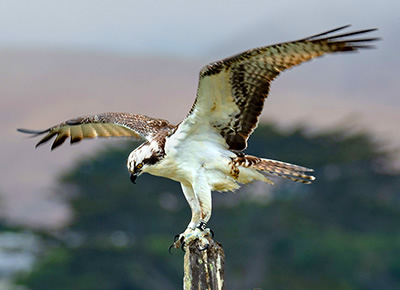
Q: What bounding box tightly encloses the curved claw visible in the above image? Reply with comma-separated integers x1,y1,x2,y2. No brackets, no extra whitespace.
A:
181,241,186,252
169,234,184,254
170,227,212,253
169,234,187,253
168,244,174,255
210,229,215,238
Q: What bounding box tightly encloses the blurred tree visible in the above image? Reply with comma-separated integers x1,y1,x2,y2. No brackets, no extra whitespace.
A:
15,123,400,290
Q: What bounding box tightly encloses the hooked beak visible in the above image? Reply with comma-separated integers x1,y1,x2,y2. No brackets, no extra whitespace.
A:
130,173,138,184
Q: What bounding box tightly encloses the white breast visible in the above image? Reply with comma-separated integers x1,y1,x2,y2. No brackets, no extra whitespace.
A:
146,125,238,191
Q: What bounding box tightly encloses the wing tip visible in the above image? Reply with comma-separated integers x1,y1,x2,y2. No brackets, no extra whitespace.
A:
306,25,380,49
17,128,48,135
305,24,352,39
18,128,53,149
305,25,378,39
303,25,380,55
17,128,61,149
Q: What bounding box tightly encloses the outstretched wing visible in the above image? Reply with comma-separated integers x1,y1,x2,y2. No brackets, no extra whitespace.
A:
182,25,379,151
18,112,175,150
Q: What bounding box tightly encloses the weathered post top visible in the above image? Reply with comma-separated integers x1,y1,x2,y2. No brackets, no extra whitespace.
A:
183,238,225,290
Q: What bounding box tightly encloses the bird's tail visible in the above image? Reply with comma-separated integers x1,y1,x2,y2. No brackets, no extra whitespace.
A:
234,155,315,184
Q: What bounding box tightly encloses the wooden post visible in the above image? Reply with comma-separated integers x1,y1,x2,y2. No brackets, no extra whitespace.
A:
183,237,225,290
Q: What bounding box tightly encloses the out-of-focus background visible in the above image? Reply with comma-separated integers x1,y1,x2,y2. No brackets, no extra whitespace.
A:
1,1,399,289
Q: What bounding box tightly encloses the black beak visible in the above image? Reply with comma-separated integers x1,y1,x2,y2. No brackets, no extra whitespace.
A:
130,173,137,184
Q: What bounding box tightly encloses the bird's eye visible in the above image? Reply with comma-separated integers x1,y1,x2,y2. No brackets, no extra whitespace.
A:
136,163,143,169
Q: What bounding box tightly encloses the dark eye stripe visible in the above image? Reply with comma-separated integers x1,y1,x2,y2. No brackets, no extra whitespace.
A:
142,154,159,165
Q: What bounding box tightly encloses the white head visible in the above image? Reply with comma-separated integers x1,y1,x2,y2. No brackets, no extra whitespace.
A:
127,141,164,184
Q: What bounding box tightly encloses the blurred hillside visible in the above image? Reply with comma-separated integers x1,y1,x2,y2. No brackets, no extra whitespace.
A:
9,123,400,290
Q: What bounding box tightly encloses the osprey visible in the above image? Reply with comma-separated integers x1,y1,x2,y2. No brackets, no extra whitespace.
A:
18,25,378,250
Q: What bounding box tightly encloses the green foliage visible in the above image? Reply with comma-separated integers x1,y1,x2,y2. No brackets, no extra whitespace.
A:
16,124,400,290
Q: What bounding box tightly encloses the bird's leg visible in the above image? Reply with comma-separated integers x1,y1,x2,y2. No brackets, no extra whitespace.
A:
194,172,213,246
171,177,212,251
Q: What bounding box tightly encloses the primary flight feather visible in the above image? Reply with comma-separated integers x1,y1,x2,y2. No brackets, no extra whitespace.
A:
18,25,378,250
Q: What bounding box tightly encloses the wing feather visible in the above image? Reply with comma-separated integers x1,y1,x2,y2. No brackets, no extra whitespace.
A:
18,112,175,150
183,25,379,150
70,126,83,143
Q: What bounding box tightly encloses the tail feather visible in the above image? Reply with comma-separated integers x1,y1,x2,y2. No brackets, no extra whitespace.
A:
234,155,315,184
257,165,315,184
258,158,314,172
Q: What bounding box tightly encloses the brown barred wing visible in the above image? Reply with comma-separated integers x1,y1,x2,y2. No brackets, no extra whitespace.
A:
189,25,379,151
17,112,175,150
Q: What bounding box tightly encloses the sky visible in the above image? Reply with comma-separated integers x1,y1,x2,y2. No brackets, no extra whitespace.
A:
1,0,398,58
0,0,399,228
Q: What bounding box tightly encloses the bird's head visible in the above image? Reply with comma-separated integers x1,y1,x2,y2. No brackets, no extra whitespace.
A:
127,141,164,184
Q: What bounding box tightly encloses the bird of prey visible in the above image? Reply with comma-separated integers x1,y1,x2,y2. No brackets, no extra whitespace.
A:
18,25,378,251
